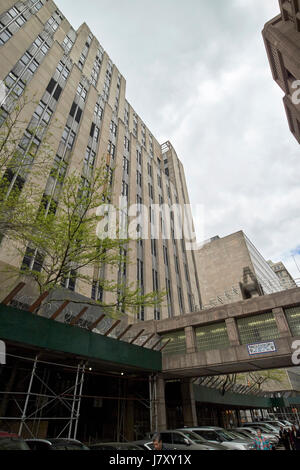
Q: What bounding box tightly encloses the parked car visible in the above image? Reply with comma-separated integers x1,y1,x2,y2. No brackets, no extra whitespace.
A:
259,420,290,431
130,440,156,450
233,427,279,447
227,430,255,442
255,422,281,435
146,430,225,450
242,422,280,437
0,432,30,450
278,419,294,427
230,428,256,441
25,438,89,450
89,442,144,450
185,427,255,450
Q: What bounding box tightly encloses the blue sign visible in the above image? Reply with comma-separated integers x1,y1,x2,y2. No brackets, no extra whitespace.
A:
247,341,277,356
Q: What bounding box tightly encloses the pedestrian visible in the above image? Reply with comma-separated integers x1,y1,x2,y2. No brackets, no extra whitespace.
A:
152,432,170,451
279,426,290,450
288,427,295,450
294,425,300,451
253,428,273,451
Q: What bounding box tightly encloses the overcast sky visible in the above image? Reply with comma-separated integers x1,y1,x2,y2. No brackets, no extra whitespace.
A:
56,0,300,281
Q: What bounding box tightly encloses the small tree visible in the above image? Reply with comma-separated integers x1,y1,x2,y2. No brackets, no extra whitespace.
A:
0,92,56,234
4,164,165,319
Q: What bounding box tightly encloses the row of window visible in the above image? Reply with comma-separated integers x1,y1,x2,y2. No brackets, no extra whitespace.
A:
0,0,46,46
4,34,51,104
78,32,93,70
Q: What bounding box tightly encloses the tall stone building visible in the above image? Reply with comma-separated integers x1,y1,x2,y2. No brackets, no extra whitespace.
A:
268,260,297,291
262,0,300,143
197,231,283,309
0,0,202,321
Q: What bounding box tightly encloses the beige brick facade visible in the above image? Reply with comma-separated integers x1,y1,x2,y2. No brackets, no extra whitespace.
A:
0,0,202,321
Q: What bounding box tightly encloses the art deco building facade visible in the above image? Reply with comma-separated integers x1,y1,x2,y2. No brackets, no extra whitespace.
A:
268,260,297,290
0,0,202,321
262,0,300,143
197,231,283,309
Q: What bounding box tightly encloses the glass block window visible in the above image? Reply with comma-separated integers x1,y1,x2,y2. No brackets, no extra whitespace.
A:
161,331,186,356
237,312,280,345
285,306,300,337
195,322,230,351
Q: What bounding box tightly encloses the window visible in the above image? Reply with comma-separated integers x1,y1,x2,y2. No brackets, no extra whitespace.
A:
47,78,56,94
61,269,77,291
53,84,62,101
151,239,157,257
76,83,87,101
40,43,50,56
195,322,230,351
85,147,96,168
136,150,142,165
124,136,130,152
137,259,144,286
62,126,76,150
22,247,44,273
75,107,82,123
121,181,128,197
94,103,103,119
94,126,100,142
237,312,280,344
123,157,129,174
163,246,169,266
178,287,183,313
160,331,186,356
110,121,117,136
148,183,153,200
152,269,159,291
108,141,116,158
136,170,142,187
92,281,104,302
0,29,12,45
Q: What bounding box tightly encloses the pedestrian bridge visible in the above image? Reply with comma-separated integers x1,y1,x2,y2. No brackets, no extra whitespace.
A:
129,288,300,378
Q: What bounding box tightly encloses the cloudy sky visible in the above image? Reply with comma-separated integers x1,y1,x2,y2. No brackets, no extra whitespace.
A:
56,0,300,281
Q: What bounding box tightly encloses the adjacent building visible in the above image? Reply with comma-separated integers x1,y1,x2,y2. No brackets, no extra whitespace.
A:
0,0,202,321
268,260,297,291
197,231,283,309
262,0,300,143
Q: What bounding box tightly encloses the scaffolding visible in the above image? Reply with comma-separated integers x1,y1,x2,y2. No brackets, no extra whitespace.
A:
0,352,86,439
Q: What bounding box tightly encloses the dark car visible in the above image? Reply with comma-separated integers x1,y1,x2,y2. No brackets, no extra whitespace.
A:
25,438,89,450
0,432,30,450
89,442,144,450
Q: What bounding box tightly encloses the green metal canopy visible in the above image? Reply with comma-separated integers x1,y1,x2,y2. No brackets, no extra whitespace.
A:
0,304,162,372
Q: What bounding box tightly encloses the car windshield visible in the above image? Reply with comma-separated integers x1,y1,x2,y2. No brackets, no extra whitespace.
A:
239,430,255,438
215,430,233,442
229,431,247,439
260,423,279,432
253,425,275,433
180,431,206,443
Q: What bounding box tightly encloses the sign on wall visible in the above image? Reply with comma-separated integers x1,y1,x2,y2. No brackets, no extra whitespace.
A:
247,341,276,356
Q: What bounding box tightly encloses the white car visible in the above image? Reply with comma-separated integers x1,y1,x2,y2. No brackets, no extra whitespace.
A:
182,427,255,450
233,427,279,447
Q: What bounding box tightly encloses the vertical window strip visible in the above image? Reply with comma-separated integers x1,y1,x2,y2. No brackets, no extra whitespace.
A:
0,0,47,46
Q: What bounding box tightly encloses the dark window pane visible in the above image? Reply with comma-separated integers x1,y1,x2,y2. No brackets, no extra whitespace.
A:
53,84,62,101
47,78,56,94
